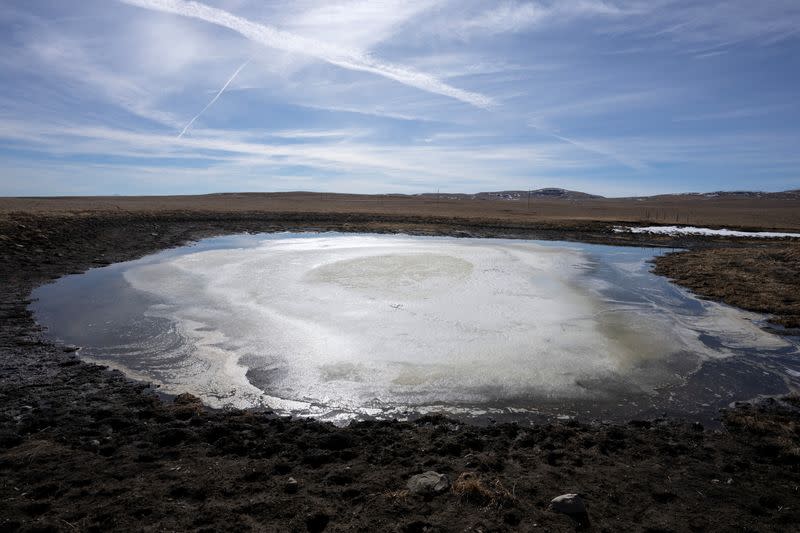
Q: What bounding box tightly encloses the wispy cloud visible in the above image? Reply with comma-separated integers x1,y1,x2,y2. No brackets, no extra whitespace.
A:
673,104,793,122
296,103,445,123
1,1,799,197
0,118,604,184
529,90,668,126
118,0,494,109
265,128,368,140
601,0,800,52
544,131,648,171
694,50,728,59
8,29,182,128
5,115,799,192
450,0,634,37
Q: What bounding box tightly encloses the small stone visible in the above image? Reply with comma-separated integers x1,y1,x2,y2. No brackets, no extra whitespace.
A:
407,471,450,495
285,477,299,494
549,493,586,515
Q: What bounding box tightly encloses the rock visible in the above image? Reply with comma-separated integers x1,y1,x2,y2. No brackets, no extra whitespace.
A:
549,493,586,515
407,471,450,495
284,477,299,494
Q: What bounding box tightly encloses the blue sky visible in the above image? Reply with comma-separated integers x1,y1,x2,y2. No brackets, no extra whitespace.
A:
0,0,798,197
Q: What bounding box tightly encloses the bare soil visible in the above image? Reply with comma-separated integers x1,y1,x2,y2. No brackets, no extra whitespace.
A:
1,195,799,532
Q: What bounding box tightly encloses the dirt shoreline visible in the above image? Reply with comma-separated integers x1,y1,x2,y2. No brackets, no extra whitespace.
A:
1,210,799,532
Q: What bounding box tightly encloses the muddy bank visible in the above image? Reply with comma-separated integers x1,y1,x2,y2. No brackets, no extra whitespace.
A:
653,245,800,330
1,211,799,532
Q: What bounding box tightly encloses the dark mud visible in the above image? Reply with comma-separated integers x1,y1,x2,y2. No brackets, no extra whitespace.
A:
1,212,799,532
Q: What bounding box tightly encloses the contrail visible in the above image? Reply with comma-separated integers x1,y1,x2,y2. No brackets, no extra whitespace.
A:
178,59,250,139
547,131,647,171
527,120,646,171
119,0,494,109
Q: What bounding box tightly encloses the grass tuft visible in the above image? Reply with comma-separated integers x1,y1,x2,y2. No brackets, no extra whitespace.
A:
452,472,515,510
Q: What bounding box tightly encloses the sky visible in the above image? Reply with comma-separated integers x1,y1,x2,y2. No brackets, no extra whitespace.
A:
0,0,798,197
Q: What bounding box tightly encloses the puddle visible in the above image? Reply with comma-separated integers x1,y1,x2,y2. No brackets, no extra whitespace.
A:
31,233,800,424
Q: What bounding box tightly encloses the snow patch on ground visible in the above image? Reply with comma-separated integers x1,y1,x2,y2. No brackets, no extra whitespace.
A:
614,226,800,238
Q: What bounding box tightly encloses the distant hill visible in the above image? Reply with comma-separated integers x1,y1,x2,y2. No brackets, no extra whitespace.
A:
476,188,603,200
644,190,800,200
417,188,603,201
204,188,798,201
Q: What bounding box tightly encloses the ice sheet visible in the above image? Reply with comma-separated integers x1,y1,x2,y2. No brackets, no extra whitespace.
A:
116,234,794,416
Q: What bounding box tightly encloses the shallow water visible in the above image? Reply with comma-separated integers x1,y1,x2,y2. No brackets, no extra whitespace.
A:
31,233,800,425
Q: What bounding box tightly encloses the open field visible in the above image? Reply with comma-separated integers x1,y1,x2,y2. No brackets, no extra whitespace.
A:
3,192,800,328
3,191,800,230
1,195,799,531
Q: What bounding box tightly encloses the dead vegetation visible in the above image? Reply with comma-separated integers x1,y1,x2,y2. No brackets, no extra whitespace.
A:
3,191,800,230
451,472,515,510
382,489,410,503
785,393,800,408
724,397,800,462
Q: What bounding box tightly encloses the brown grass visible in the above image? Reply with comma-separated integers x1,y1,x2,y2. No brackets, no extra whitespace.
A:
725,411,785,435
784,393,800,407
382,489,409,503
451,472,515,510
653,244,800,329
775,436,800,458
2,191,800,230
725,403,800,460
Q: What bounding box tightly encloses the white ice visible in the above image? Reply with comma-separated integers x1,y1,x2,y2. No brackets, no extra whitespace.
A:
615,225,800,238
121,234,793,416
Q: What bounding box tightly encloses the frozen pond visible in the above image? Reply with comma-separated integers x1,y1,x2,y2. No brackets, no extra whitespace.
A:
31,233,800,424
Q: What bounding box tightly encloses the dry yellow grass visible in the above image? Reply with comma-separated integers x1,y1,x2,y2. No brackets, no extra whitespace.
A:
381,489,410,503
